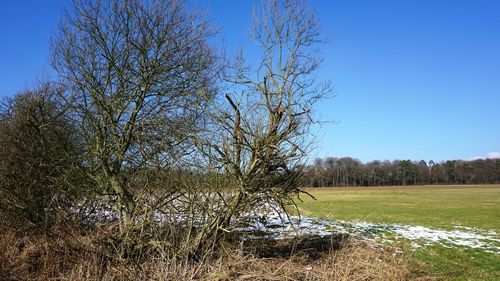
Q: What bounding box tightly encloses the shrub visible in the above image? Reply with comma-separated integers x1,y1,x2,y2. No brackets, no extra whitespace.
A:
0,83,84,228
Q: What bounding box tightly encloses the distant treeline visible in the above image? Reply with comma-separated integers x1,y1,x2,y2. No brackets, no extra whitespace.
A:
304,157,500,187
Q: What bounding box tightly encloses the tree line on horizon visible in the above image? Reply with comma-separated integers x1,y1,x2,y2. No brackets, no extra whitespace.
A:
304,157,500,187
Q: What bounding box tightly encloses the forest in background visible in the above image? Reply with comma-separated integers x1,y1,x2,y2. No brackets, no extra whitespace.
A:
304,157,500,187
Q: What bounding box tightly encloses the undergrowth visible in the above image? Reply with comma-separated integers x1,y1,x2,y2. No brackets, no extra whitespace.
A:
0,221,414,281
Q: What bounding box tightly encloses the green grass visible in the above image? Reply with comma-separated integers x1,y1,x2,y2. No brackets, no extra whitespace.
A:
295,185,500,280
411,245,500,281
297,185,500,230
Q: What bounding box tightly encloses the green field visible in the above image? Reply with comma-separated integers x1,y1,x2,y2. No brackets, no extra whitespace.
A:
296,185,500,280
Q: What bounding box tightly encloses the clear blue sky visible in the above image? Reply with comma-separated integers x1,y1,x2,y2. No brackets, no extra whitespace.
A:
1,0,499,163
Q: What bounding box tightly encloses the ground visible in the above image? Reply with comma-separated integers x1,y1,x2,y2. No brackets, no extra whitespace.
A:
296,184,500,281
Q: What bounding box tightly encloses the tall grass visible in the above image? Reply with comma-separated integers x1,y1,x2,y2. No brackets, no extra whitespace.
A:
0,222,412,281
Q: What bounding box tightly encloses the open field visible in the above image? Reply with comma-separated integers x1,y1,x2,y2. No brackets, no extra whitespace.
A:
298,184,500,230
296,184,500,280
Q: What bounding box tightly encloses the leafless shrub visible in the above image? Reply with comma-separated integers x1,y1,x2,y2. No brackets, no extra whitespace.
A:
191,0,332,246
0,83,85,228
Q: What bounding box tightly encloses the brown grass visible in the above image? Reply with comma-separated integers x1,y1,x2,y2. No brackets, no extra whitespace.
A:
0,223,419,281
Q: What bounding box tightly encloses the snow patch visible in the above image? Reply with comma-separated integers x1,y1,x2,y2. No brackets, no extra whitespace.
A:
232,204,500,254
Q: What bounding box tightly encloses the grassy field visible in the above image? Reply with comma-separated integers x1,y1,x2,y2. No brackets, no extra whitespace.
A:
296,185,500,281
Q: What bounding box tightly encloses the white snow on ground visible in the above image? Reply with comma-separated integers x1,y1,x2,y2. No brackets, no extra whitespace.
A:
388,225,500,250
76,200,500,254
232,204,500,254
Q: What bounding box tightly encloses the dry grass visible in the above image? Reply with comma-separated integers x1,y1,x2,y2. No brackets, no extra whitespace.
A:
56,244,413,281
0,223,416,281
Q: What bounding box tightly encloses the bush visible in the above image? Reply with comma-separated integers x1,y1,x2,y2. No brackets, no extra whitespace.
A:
0,83,84,228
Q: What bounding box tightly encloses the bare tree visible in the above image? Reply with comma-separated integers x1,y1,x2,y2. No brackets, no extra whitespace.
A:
51,0,217,225
194,0,331,239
